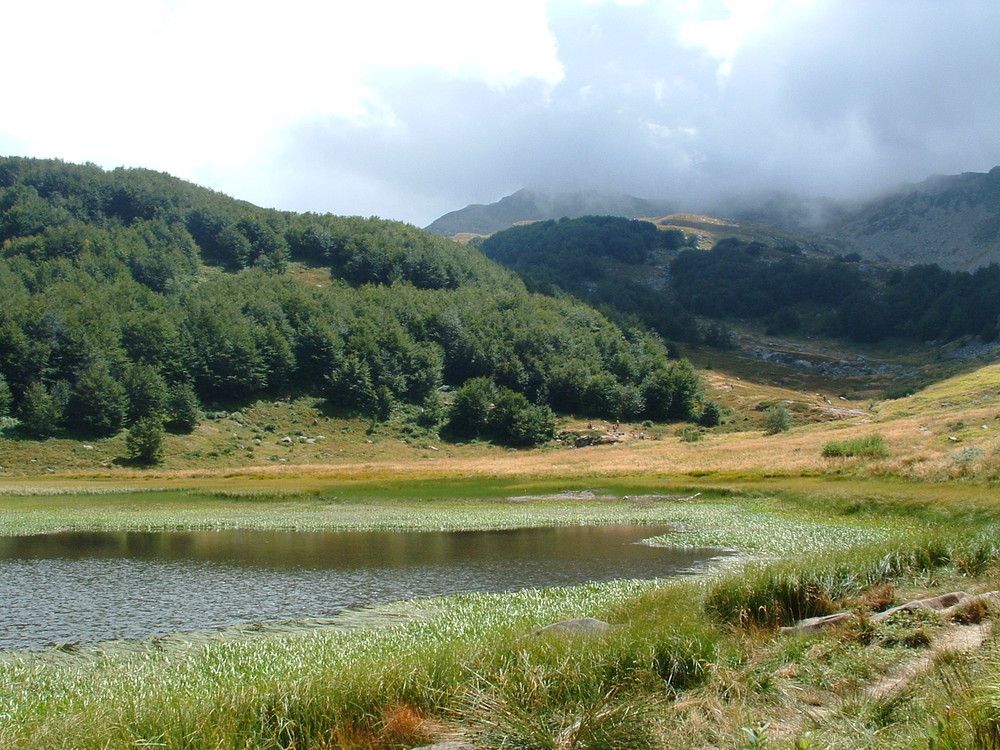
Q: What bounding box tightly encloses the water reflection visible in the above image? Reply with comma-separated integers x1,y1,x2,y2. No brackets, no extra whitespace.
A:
0,526,729,650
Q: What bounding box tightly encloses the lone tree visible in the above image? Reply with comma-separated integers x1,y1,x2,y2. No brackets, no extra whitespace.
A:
126,417,165,464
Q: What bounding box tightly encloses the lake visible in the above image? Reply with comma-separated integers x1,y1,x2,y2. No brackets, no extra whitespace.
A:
0,525,730,650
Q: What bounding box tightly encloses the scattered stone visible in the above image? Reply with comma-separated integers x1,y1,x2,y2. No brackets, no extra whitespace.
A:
871,592,970,623
82,444,94,450
279,436,293,444
533,617,613,637
780,612,856,634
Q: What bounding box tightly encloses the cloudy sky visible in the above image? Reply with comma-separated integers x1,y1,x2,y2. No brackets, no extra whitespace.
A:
4,0,1000,226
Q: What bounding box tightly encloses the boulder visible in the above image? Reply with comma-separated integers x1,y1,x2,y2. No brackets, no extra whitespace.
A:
871,592,970,623
780,612,856,634
941,590,1000,620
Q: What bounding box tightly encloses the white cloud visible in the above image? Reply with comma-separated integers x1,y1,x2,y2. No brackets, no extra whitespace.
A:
3,0,1000,225
1,0,561,192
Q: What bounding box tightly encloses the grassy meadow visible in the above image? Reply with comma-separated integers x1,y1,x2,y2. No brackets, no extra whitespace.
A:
2,361,1000,748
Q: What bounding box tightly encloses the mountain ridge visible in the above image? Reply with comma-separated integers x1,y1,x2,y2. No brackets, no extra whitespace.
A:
429,167,1000,270
424,188,673,236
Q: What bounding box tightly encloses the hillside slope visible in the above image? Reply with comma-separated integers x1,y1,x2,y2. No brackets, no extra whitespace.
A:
827,167,1000,270
0,157,709,453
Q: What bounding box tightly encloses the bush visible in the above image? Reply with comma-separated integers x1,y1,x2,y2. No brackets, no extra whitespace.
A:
762,405,791,435
677,426,704,443
822,433,889,458
487,389,556,447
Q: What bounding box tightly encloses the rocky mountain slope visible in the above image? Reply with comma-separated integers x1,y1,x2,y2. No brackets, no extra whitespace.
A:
429,167,1000,270
824,167,1000,270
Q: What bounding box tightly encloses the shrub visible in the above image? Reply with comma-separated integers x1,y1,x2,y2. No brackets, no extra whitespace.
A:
822,433,889,458
677,426,704,443
762,405,791,435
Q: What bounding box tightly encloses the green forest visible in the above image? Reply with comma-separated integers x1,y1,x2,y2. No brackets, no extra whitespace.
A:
482,217,1000,345
0,158,711,450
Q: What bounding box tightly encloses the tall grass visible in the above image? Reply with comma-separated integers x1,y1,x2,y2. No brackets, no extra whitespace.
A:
703,528,999,627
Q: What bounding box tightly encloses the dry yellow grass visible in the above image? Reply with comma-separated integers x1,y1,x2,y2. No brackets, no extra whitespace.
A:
2,360,999,493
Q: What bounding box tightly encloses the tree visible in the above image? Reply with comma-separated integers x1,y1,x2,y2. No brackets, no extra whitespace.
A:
165,381,200,433
326,354,377,413
67,361,127,436
126,417,165,464
641,361,702,422
698,399,724,427
17,381,62,437
0,373,11,417
445,377,497,439
122,363,169,423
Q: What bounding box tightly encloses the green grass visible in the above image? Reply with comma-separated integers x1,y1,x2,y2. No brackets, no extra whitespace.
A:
822,433,891,459
1,484,1000,749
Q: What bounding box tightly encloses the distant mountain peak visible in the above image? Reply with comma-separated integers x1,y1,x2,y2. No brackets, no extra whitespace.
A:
424,189,674,237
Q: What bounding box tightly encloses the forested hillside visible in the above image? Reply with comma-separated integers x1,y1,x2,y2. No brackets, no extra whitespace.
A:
0,158,709,450
481,216,1000,346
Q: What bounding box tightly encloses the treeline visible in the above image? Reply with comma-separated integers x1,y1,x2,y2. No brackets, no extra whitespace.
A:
0,157,713,448
480,216,702,342
481,217,1000,346
670,239,1000,343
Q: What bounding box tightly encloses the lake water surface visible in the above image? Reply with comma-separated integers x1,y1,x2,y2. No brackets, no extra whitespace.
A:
0,525,730,650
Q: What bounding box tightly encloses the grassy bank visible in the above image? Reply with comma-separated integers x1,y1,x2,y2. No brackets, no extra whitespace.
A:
2,485,1000,748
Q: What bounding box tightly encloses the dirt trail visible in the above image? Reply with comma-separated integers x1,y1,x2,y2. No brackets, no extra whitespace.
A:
865,621,991,700
774,620,992,742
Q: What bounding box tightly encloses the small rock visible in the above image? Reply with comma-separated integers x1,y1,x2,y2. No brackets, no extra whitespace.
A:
82,444,94,450
279,436,293,444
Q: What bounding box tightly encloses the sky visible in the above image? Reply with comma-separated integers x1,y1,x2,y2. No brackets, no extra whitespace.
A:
4,0,1000,227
